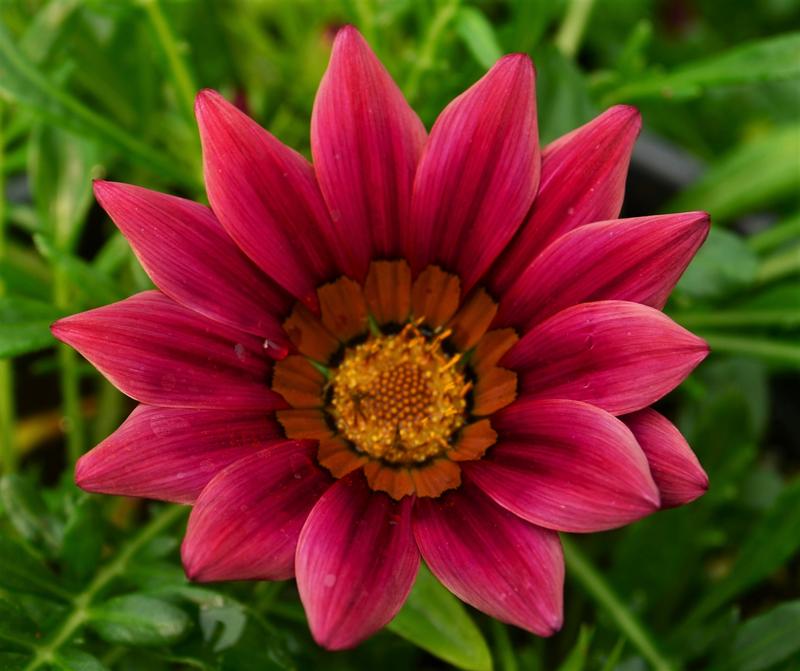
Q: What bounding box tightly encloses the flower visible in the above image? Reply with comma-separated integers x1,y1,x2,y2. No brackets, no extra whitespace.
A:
52,26,710,650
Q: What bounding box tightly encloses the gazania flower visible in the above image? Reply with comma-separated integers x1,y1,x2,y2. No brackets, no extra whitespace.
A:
53,26,710,649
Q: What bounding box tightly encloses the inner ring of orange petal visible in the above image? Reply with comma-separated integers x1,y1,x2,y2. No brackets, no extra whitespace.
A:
274,260,518,500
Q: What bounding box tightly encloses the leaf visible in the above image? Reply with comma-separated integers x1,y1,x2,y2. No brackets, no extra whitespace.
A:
668,125,800,223
388,565,492,671
0,535,68,600
60,496,104,583
605,33,800,101
54,648,110,671
0,296,62,357
0,652,30,671
0,596,38,647
686,479,800,625
456,7,503,69
87,594,191,646
712,601,800,671
676,228,759,300
0,474,63,553
556,625,593,671
533,45,596,144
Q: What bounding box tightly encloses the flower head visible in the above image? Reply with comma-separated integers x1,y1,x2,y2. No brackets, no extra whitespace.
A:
53,26,710,649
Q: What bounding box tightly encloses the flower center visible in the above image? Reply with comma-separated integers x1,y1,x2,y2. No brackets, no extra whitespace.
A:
330,323,470,464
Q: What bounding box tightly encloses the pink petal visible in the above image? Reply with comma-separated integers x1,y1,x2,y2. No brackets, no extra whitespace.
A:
51,291,284,411
295,473,419,649
489,106,641,295
407,54,539,292
196,89,338,309
503,300,709,415
312,26,426,271
75,406,283,504
624,409,708,508
468,398,660,532
495,212,710,331
94,181,290,351
413,479,564,635
182,440,332,581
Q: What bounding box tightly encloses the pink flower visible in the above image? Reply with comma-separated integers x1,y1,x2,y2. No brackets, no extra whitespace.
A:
52,26,710,650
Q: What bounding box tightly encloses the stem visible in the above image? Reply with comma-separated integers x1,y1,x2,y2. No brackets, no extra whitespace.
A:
491,619,518,671
699,333,800,366
23,505,187,671
554,0,596,58
404,0,460,103
0,103,16,474
140,0,197,124
561,536,676,671
673,309,800,329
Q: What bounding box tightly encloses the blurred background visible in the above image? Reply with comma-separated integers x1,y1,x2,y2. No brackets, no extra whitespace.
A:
0,0,799,669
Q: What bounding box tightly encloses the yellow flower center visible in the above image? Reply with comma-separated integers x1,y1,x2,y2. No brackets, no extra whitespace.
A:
330,323,471,464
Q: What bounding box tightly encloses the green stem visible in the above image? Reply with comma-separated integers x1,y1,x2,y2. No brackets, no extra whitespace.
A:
491,619,518,671
0,103,16,474
140,0,198,124
554,0,596,58
404,0,460,103
23,505,187,671
672,309,800,329
561,537,676,671
699,333,800,366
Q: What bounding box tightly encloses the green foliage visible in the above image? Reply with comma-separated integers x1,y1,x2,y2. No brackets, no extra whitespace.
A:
0,0,798,670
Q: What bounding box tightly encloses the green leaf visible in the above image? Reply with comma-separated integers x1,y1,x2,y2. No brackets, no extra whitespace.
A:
712,601,800,671
686,479,800,625
54,648,109,671
0,296,61,357
88,594,191,646
605,32,800,101
0,535,69,600
456,7,503,69
0,21,196,187
0,596,38,647
668,125,800,223
59,496,104,583
556,625,593,671
676,228,759,300
0,474,63,553
0,652,30,671
388,565,492,671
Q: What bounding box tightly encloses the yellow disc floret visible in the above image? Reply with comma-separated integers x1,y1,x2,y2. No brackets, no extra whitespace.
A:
331,323,470,464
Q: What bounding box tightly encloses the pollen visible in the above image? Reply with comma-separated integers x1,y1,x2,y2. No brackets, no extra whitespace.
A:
330,323,470,464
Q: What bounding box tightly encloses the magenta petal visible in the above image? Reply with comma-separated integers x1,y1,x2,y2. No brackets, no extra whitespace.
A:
489,106,641,295
295,473,419,649
76,405,283,504
496,212,710,331
94,181,290,349
196,89,337,308
504,301,709,415
408,54,539,292
414,479,564,635
182,440,331,581
51,291,284,411
624,409,708,508
469,398,660,532
312,26,426,271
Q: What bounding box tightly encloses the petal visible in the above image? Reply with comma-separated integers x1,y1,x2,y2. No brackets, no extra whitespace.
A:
495,212,710,331
624,409,708,508
182,440,332,581
413,479,564,635
411,265,461,328
472,366,517,416
271,355,326,408
363,461,415,500
318,437,368,478
504,301,709,415
76,406,282,504
283,304,340,363
489,106,641,295
312,26,426,270
196,89,337,308
448,420,497,461
51,291,283,411
364,261,412,326
93,181,290,350
408,55,539,292
296,473,419,649
469,398,660,532
317,276,369,342
447,289,497,351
